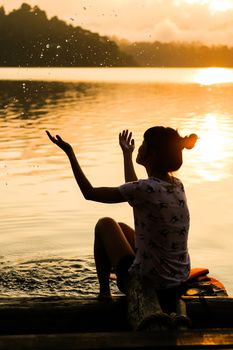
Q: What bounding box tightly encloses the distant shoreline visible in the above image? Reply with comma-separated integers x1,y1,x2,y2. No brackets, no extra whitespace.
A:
1,67,233,86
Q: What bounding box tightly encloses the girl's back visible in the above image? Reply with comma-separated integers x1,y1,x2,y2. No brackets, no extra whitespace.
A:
119,176,190,289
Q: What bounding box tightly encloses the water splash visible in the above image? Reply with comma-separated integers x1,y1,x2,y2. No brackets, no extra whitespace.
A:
0,257,121,298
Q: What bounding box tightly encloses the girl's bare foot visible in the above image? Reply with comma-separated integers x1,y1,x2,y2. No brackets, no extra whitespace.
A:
97,293,113,301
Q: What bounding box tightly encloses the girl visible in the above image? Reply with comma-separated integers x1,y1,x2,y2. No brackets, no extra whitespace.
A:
46,127,197,301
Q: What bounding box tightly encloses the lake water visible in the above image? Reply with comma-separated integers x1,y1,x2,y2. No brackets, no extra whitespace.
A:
1,67,233,297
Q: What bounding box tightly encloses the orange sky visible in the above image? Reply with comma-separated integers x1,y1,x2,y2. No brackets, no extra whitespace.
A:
1,0,233,45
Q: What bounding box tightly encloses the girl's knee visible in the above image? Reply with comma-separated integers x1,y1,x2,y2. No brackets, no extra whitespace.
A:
95,217,116,235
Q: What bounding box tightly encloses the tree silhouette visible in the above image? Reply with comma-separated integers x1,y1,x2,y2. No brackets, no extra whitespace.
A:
120,41,233,67
0,3,136,67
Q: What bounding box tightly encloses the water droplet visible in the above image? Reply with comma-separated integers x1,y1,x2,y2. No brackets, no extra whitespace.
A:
46,44,50,48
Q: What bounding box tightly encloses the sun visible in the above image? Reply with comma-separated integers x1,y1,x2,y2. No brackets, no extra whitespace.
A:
208,0,233,12
183,0,233,12
193,68,233,85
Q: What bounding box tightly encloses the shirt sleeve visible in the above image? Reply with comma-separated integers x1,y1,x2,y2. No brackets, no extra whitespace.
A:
118,179,153,206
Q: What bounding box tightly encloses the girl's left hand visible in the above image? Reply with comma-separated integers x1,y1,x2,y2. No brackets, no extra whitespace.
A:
119,129,135,154
46,130,73,154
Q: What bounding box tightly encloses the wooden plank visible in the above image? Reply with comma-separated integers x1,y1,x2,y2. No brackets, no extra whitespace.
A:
184,296,233,328
0,297,129,334
0,296,233,334
0,329,233,350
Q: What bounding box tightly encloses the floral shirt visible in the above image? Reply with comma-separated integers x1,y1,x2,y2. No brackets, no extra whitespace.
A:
118,177,190,289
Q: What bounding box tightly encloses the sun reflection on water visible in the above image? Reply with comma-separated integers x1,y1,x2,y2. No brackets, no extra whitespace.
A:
194,68,233,85
195,114,228,181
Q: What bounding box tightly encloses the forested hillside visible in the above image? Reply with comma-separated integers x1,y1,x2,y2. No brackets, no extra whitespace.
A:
1,3,233,68
0,3,136,67
119,41,233,67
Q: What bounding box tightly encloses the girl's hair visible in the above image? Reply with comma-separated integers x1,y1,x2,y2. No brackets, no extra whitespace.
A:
143,126,198,172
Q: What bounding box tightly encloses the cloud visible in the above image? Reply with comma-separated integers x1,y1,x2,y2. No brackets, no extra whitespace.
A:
1,0,233,45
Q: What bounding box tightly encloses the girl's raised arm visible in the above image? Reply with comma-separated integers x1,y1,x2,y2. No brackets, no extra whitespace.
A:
46,130,125,204
119,129,138,182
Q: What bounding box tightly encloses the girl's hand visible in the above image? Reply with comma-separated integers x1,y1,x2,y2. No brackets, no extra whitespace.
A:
119,130,135,155
46,130,73,154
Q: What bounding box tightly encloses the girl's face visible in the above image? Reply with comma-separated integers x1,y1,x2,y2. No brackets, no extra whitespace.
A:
136,140,148,165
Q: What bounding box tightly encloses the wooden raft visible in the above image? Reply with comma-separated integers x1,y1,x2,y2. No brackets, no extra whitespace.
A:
0,268,231,348
0,296,233,349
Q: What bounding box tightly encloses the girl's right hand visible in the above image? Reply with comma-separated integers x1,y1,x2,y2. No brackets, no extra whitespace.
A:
119,130,135,154
46,130,73,154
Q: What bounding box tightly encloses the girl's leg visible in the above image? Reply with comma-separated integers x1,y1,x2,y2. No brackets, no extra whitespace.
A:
94,217,135,298
118,222,135,251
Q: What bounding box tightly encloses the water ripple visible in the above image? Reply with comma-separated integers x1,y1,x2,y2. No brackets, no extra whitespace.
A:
0,257,121,298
